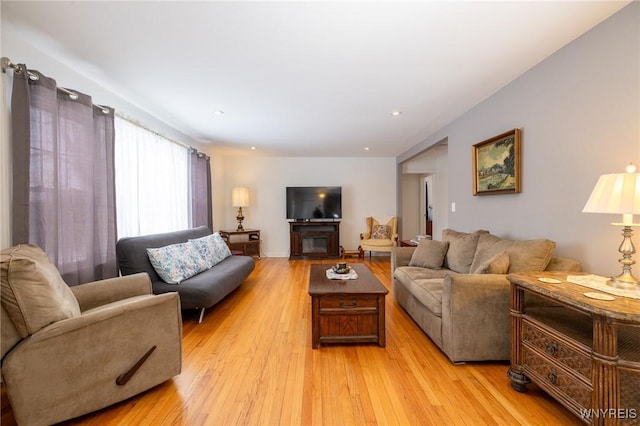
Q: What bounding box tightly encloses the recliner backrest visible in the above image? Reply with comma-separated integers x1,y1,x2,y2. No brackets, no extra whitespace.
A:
1,244,81,339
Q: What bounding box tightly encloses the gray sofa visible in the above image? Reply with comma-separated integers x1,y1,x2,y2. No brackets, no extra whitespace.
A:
391,229,581,364
116,226,255,323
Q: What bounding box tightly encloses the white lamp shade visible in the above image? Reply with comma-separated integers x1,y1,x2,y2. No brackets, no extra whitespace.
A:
583,173,640,222
232,187,250,207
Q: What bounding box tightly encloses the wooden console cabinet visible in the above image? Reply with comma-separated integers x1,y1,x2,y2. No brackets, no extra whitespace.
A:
507,272,640,425
289,221,340,260
219,229,261,258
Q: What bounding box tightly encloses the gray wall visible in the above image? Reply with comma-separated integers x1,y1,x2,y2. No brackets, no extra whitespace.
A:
399,2,639,276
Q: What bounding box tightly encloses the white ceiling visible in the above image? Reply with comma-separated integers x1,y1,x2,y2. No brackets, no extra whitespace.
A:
2,1,630,157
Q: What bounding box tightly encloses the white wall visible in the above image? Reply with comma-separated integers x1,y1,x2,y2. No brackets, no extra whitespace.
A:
0,18,10,248
210,155,396,257
401,174,420,240
398,2,639,276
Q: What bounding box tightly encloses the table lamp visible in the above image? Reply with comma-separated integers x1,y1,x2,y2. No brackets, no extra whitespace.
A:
582,163,640,290
232,187,250,231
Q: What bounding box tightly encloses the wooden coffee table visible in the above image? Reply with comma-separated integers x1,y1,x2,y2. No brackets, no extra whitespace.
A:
308,263,388,348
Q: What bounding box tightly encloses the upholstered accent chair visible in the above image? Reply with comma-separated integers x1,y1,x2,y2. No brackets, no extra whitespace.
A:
359,216,398,257
1,244,182,426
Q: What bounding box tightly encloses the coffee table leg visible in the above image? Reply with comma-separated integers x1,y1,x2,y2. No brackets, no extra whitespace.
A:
378,295,386,347
311,296,320,349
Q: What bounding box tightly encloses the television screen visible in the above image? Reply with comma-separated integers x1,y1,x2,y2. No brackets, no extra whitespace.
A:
286,186,342,220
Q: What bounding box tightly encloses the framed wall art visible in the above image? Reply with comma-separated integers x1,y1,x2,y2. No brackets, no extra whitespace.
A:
472,128,521,195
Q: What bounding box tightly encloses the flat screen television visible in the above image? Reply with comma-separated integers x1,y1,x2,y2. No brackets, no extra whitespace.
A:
286,186,342,220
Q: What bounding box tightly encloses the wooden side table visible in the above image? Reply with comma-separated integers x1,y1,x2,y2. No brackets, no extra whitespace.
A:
507,272,640,425
219,229,261,258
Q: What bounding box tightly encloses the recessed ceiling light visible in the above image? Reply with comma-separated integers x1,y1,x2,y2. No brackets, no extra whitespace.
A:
391,111,402,116
251,146,257,150
364,147,370,151
214,110,224,115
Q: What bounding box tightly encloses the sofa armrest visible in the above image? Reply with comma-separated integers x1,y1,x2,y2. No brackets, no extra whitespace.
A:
440,274,511,362
71,273,153,312
2,292,181,426
26,292,178,340
360,232,371,240
545,256,582,272
391,247,415,287
391,247,415,269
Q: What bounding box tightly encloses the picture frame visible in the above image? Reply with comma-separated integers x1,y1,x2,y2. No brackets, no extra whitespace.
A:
472,128,521,195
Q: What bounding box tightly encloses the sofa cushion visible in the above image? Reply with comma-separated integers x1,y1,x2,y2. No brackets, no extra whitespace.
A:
408,240,449,269
1,244,81,338
361,238,395,248
471,251,510,274
394,266,459,286
190,232,232,268
442,229,488,274
471,233,556,273
147,241,209,284
404,278,444,317
152,255,255,308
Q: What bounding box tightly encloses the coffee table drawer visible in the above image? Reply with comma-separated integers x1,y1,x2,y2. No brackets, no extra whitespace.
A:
319,296,378,310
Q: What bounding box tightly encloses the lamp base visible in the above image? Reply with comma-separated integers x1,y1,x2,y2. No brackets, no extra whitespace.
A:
607,274,640,291
236,206,245,231
607,224,640,291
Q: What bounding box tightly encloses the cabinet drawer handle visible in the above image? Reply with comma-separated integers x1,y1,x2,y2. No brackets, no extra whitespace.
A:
340,299,357,308
547,370,558,385
545,342,558,356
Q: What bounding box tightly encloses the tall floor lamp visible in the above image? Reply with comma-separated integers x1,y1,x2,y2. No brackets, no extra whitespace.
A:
583,163,640,290
232,187,250,231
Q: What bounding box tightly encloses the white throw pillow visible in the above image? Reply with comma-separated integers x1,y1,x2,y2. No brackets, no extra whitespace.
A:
189,232,232,268
147,241,209,284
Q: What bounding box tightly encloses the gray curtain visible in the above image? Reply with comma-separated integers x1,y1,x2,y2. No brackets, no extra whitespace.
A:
190,149,212,231
11,64,118,285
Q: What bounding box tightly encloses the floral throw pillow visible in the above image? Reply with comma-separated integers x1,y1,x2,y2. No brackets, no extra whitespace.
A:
189,232,232,268
371,224,391,240
146,241,209,284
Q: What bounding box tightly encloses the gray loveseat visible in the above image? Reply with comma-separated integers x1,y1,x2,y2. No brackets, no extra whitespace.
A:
116,226,255,323
391,229,581,364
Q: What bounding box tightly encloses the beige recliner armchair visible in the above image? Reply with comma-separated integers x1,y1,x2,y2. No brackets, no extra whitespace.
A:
1,244,182,426
359,216,398,257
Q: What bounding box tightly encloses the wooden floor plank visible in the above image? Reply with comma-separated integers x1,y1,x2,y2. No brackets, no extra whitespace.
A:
1,257,583,425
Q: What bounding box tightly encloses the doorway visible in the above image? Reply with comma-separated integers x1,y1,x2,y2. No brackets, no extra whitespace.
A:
421,175,434,238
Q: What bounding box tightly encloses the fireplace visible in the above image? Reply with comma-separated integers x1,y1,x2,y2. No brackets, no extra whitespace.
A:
302,235,328,254
289,221,340,259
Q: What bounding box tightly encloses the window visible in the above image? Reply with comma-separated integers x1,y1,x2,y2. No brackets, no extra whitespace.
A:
114,117,190,239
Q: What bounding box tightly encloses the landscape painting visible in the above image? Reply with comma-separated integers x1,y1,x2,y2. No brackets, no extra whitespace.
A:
472,129,521,195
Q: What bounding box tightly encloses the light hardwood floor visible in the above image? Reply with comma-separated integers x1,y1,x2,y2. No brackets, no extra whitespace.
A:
1,257,582,425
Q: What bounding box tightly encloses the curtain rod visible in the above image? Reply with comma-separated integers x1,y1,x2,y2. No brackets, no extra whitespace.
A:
2,56,111,114
115,112,197,152
2,56,206,156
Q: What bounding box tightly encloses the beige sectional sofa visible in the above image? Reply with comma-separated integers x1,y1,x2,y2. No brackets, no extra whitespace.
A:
391,229,581,364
